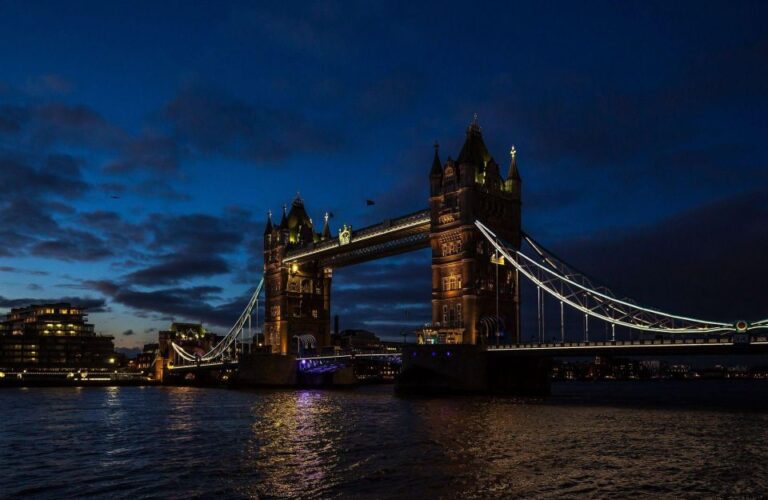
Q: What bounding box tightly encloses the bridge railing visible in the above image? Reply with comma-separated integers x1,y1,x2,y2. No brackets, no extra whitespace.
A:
485,335,768,350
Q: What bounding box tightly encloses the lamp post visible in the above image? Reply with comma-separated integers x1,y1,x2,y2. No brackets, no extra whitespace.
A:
491,242,505,347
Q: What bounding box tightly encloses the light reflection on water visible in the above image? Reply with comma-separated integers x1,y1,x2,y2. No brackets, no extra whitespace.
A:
2,381,768,498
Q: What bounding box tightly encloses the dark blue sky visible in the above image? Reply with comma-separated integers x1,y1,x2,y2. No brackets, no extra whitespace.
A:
0,0,766,348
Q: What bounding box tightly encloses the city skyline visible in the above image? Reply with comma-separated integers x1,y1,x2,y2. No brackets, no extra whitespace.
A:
0,1,766,349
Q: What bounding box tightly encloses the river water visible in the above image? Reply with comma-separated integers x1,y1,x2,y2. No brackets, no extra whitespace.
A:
2,381,768,498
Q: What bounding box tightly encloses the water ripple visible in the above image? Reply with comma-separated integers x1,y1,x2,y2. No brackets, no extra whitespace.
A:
2,382,768,498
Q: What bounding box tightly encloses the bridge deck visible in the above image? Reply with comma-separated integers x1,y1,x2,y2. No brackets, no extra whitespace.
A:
486,337,768,356
283,209,430,267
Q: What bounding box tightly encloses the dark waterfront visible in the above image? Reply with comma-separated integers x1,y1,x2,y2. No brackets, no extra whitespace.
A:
3,381,768,498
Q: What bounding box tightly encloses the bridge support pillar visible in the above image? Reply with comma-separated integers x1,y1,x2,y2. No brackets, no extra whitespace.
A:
397,345,550,396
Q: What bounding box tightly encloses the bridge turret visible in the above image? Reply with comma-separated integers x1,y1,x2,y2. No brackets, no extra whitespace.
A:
457,117,491,188
286,195,315,246
430,141,443,196
504,145,522,197
263,196,332,355
322,212,332,240
263,209,274,236
427,116,521,346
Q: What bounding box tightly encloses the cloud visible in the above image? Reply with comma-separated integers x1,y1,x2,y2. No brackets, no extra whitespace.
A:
24,74,74,96
520,37,764,167
29,103,126,150
123,256,231,286
331,254,432,336
103,134,180,173
88,279,247,328
162,85,341,163
0,154,89,200
553,189,768,322
122,329,135,336
0,266,49,276
0,295,108,312
29,228,112,261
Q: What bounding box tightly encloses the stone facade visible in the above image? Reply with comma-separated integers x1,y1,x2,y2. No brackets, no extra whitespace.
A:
427,120,522,344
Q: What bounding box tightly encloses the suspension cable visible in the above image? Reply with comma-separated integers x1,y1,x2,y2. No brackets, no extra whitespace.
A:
476,221,735,334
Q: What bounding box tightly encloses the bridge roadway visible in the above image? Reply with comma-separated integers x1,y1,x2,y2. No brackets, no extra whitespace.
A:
171,336,768,370
282,209,430,268
485,336,768,357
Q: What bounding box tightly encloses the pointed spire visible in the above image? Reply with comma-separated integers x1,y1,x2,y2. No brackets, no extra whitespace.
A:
507,145,521,181
293,191,303,207
322,212,331,239
279,204,288,229
430,141,442,176
263,209,273,235
458,114,490,166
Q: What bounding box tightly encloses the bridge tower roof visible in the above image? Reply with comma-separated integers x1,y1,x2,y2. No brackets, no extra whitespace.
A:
457,115,492,168
286,194,314,245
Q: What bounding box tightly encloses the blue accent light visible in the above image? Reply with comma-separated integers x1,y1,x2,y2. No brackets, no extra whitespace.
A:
431,351,436,357
446,351,452,357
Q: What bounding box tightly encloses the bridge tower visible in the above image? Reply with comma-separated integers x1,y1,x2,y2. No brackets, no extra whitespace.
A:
263,196,332,354
428,118,522,345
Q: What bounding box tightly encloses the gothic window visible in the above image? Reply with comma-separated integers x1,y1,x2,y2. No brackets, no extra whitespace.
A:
301,279,311,293
456,304,462,325
312,309,318,319
477,241,484,255
442,305,448,324
442,274,462,291
289,280,298,292
270,306,280,319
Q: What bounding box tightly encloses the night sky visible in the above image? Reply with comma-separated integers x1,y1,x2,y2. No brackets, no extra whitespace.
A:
0,1,766,351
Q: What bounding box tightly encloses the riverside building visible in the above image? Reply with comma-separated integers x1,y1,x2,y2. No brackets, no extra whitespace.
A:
0,303,116,375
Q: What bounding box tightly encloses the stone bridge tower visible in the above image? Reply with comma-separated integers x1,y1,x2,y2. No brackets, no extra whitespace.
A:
428,118,522,344
263,196,332,354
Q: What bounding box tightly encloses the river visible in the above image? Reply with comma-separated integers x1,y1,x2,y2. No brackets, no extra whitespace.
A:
2,381,768,498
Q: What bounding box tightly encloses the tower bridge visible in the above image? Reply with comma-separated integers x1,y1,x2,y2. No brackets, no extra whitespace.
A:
165,118,768,394
262,119,521,354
